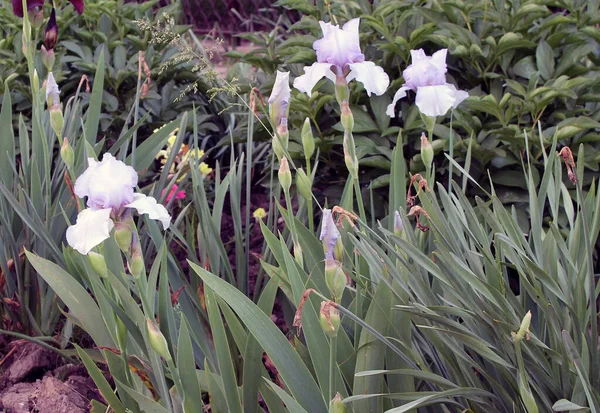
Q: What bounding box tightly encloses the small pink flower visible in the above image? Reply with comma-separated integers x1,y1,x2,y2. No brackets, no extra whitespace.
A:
162,184,186,202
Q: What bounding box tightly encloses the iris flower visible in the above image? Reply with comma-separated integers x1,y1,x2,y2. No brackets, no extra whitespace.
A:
386,49,468,118
12,0,84,17
293,18,389,97
66,153,170,255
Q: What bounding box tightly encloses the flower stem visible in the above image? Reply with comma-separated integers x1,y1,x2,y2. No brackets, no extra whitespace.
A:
306,158,314,233
329,335,337,402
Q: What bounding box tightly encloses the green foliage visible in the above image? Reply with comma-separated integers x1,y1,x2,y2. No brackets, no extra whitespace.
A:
0,0,228,140
230,0,600,208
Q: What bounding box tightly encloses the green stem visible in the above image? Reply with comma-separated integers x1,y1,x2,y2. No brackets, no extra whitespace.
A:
329,336,337,402
306,158,314,233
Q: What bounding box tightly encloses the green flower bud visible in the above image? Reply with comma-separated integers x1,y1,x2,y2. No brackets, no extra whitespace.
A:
340,101,354,131
60,138,74,170
146,318,172,361
325,259,345,303
513,310,532,342
278,157,292,193
50,105,64,138
88,251,107,278
41,45,55,72
296,168,312,203
114,222,132,252
32,69,40,97
420,133,434,172
301,118,315,159
329,393,347,413
129,254,145,278
334,75,349,105
319,301,341,338
393,211,404,237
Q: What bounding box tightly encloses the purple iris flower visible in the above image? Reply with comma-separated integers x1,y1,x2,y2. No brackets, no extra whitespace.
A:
387,49,468,118
293,18,389,97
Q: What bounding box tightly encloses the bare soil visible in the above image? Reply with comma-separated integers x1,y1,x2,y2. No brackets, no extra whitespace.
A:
0,341,105,413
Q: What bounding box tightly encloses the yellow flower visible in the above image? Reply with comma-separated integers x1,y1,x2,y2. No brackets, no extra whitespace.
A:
155,149,168,160
253,208,267,220
200,162,213,177
167,135,177,148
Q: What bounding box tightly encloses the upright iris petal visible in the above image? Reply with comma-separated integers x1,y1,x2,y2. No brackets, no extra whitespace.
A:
67,153,171,255
293,18,389,97
387,48,468,118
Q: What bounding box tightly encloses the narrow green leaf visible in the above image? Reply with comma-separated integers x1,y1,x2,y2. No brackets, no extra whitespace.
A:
189,262,327,413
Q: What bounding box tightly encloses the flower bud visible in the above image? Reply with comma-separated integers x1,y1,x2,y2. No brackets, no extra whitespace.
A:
301,118,315,159
420,133,434,172
296,168,312,203
129,254,145,278
253,208,267,221
393,211,403,236
268,71,291,128
513,311,532,342
41,45,55,71
329,393,347,413
320,209,341,260
31,9,44,29
114,222,132,252
50,105,64,138
340,101,354,131
278,157,292,193
32,69,40,97
146,319,171,361
46,72,60,107
44,8,58,51
325,259,345,302
88,251,107,278
319,301,341,338
334,74,349,105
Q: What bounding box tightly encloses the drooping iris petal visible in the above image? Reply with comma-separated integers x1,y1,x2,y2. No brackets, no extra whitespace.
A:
347,62,390,96
68,0,84,14
414,84,459,117
293,62,335,95
450,84,469,109
125,193,171,230
66,208,114,255
11,0,44,17
319,209,340,260
74,153,138,210
314,18,364,67
268,71,291,127
386,86,409,118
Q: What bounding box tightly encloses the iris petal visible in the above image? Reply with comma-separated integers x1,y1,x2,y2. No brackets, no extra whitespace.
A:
125,194,171,230
66,208,114,255
347,62,390,97
293,62,335,95
414,84,458,117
